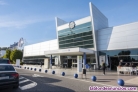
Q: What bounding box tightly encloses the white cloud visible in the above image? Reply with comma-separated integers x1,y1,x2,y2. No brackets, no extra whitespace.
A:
0,12,87,29
0,1,8,5
0,15,53,29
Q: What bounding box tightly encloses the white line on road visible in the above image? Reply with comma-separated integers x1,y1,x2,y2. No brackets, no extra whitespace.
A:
20,82,37,90
19,76,37,90
32,74,44,77
19,77,24,79
19,79,29,84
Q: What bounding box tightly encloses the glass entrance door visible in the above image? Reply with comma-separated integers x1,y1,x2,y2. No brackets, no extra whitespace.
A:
72,59,77,68
67,59,72,68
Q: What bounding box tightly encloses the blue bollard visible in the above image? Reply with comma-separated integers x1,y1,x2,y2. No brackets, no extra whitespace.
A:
45,70,48,73
74,73,78,78
39,69,41,72
61,72,65,76
91,76,97,81
52,71,55,74
118,79,125,86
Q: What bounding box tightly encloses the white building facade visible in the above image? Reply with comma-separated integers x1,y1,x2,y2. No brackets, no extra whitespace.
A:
0,50,6,58
23,2,138,71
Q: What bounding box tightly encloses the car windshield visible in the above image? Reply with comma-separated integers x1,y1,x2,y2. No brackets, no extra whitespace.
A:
0,59,8,63
0,65,15,71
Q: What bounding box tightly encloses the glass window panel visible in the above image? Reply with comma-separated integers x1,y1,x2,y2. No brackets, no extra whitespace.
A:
83,40,93,44
83,36,93,40
83,44,94,48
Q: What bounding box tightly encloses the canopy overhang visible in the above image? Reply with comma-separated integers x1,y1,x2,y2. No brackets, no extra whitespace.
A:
44,47,94,56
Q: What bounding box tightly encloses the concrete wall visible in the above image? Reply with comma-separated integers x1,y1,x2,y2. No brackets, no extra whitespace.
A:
23,39,58,57
97,22,138,50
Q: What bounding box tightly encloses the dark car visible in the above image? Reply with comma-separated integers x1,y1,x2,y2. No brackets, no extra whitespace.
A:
0,64,19,89
0,58,11,64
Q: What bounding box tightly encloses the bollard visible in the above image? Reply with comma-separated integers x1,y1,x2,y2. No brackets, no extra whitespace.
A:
74,73,78,78
52,71,55,74
91,76,96,81
61,72,65,76
45,70,48,73
39,69,41,72
117,79,124,86
34,68,36,71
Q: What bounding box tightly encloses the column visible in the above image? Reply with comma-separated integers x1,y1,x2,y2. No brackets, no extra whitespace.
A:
77,56,82,73
50,55,52,69
83,52,86,69
44,58,49,69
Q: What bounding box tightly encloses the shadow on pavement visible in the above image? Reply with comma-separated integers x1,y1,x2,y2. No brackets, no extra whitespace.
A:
96,81,110,82
98,79,116,80
124,85,138,87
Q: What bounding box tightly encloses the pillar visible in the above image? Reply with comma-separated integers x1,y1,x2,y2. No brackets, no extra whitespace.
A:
83,52,86,69
77,56,82,73
44,58,49,69
50,55,52,69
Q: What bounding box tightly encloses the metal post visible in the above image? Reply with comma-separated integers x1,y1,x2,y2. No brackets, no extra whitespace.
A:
50,55,52,69
83,52,86,69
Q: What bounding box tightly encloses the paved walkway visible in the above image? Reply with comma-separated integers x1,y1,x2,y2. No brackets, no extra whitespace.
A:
20,65,138,87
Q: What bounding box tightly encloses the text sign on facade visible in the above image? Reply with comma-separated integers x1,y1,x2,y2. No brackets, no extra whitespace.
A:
77,56,82,72
55,58,58,65
99,55,106,66
16,59,20,66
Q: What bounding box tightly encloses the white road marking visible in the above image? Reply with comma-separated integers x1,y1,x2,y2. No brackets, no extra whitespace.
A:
19,77,24,79
19,79,29,84
32,74,44,77
19,82,37,90
19,76,37,90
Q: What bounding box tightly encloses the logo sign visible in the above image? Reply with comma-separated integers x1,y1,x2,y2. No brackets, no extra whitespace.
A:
69,21,75,29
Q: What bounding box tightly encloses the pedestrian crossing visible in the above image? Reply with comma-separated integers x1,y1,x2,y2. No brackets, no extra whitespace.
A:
19,76,37,90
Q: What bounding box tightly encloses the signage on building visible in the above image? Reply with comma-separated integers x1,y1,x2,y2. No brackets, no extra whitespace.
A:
67,56,71,59
77,56,82,72
55,58,58,65
99,55,106,66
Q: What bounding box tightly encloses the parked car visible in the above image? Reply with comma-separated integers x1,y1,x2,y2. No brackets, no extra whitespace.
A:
0,58,11,64
0,64,19,89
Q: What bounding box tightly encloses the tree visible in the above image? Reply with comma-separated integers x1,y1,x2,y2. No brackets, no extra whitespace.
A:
0,47,8,50
10,50,23,63
2,49,11,60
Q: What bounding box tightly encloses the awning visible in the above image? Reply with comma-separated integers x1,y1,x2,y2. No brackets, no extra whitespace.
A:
44,47,94,56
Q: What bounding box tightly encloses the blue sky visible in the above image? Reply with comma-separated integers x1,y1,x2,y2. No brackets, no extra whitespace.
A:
0,0,138,47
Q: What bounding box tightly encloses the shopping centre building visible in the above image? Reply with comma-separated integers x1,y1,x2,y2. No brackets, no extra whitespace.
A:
23,2,138,71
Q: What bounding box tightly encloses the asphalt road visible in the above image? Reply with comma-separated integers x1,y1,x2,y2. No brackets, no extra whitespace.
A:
1,68,105,92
